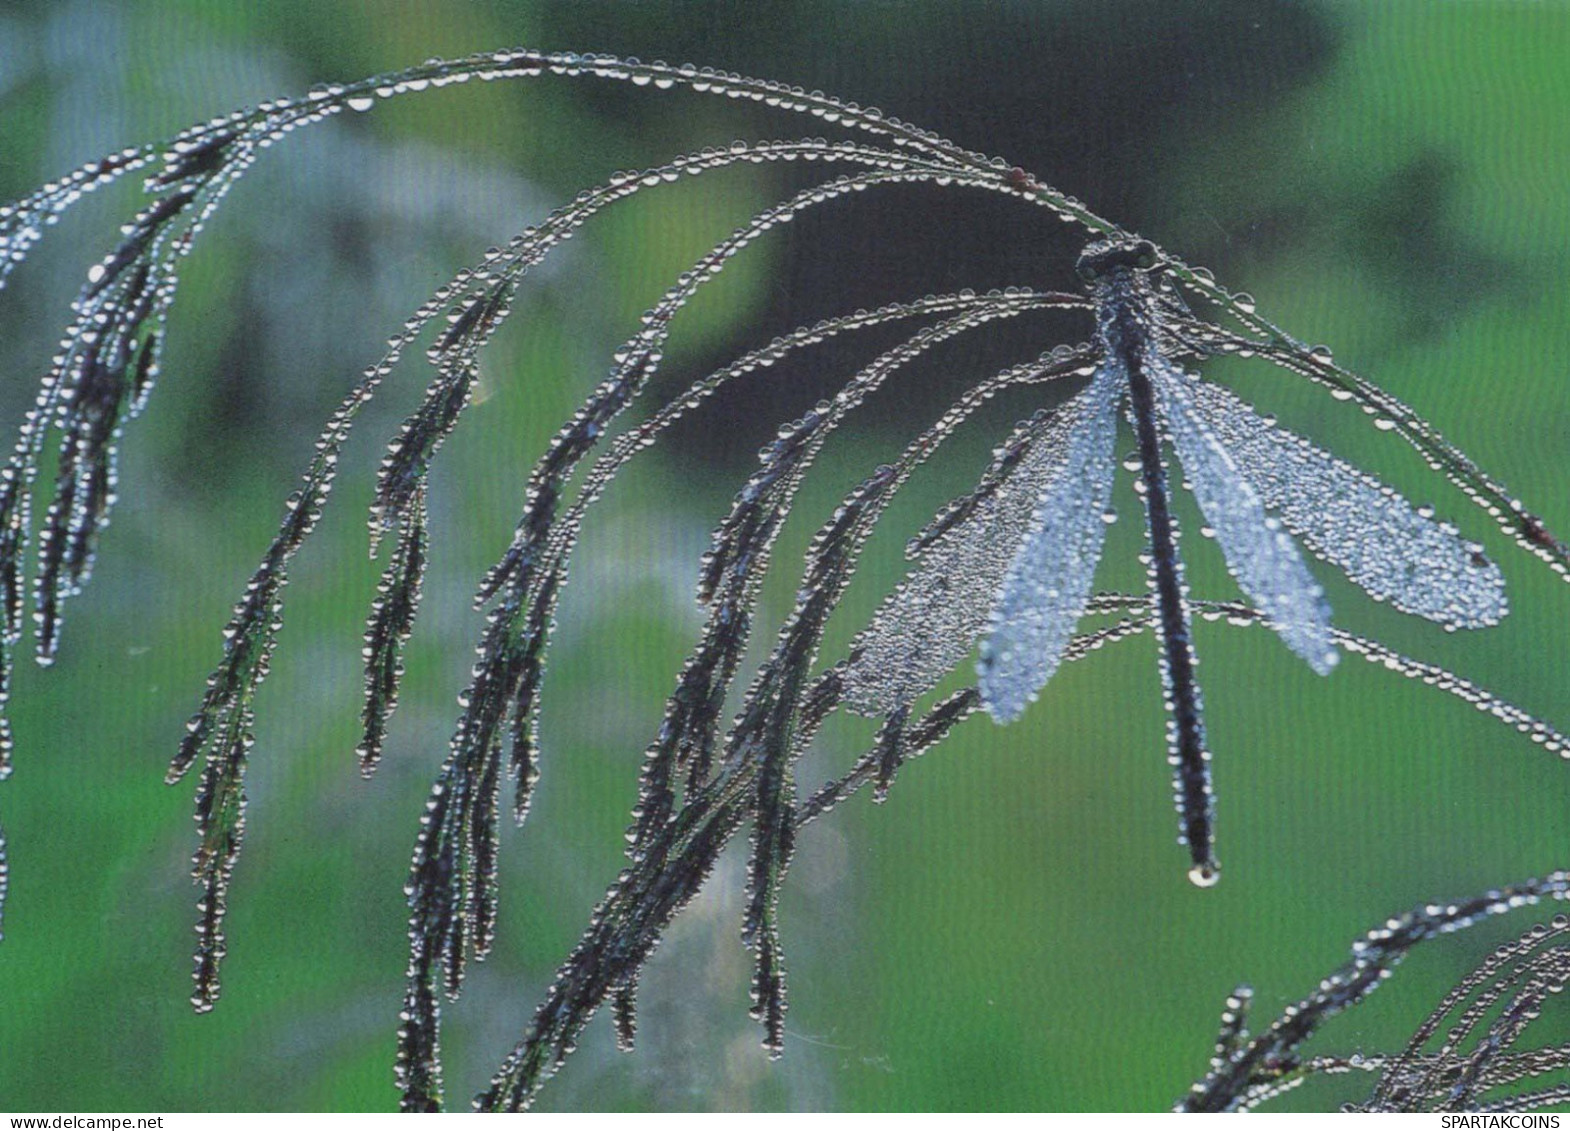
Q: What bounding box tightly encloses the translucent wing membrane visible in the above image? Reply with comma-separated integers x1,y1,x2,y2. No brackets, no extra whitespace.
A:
976,362,1121,721
1152,358,1338,675
1089,592,1568,761
1183,376,1507,628
1186,323,1570,586
479,344,1098,1109
0,47,1565,1113
842,365,1106,717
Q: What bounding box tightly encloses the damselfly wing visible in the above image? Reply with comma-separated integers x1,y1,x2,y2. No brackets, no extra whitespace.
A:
844,237,1509,884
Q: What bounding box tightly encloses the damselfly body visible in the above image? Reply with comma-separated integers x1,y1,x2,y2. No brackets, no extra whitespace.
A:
1,47,1565,1110
844,237,1508,884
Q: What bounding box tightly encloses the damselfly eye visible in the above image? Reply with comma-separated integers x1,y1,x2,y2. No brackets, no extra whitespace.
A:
1134,241,1158,269
1077,261,1099,282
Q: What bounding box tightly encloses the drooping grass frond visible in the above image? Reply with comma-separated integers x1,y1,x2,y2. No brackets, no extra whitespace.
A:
0,48,1565,1109
1179,873,1570,1112
466,573,1570,1110
460,338,1101,1110
361,484,428,776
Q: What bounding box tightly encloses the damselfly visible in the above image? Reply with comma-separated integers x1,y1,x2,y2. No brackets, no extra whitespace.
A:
843,237,1508,886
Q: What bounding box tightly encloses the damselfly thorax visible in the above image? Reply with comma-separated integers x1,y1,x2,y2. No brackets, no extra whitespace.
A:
844,235,1507,886
4,46,1566,1109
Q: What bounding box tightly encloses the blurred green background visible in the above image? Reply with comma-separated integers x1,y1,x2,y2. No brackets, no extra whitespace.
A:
0,0,1567,1113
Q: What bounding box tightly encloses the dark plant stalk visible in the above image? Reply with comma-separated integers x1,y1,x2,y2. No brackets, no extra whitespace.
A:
1182,872,1570,1113
0,49,1565,1110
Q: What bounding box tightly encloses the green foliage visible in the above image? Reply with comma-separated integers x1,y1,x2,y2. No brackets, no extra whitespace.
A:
0,1,1566,1114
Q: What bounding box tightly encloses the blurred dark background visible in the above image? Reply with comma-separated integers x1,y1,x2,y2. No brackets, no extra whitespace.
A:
0,0,1566,1112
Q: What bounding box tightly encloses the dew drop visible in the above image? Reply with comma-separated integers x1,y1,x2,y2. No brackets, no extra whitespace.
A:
1188,863,1220,888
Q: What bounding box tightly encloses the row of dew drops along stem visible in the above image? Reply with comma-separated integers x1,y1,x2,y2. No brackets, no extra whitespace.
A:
0,61,1546,887
0,45,1556,944
3,49,1561,690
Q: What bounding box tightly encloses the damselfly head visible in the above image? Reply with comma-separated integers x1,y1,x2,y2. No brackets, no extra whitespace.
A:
1076,236,1161,283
